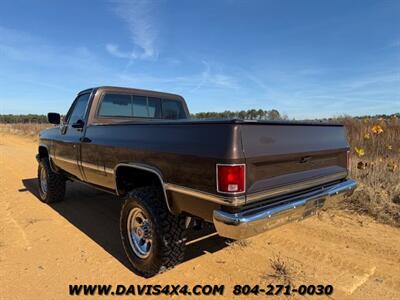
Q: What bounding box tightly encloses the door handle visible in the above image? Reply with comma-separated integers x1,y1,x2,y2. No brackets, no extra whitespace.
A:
80,137,92,143
299,156,312,163
72,119,85,129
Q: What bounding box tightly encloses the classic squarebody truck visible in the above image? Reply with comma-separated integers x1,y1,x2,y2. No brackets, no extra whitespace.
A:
37,86,356,277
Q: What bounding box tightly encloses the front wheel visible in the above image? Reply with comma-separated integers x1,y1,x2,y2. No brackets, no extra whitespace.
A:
38,158,66,203
120,186,187,277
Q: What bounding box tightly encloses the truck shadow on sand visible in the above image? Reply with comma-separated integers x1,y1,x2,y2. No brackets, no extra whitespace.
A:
21,178,229,272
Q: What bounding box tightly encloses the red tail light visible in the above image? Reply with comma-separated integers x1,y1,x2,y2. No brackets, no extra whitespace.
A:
216,164,246,194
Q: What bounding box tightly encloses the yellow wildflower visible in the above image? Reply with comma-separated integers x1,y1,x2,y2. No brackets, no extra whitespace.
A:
354,147,365,157
371,124,383,134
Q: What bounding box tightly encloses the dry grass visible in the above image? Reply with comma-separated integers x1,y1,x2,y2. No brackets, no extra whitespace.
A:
228,239,252,249
341,116,400,227
261,254,303,285
268,255,294,284
0,123,50,140
24,217,45,228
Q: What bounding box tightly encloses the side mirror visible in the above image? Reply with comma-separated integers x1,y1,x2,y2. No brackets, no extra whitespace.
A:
48,112,60,125
71,119,85,129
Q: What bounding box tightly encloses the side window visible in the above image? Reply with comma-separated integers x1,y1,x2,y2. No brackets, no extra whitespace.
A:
67,93,90,124
132,95,148,117
148,97,162,118
98,94,132,117
162,100,186,119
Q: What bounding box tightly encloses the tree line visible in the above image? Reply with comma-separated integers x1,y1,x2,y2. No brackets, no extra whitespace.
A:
191,109,285,120
0,109,285,123
1,111,398,123
0,114,48,123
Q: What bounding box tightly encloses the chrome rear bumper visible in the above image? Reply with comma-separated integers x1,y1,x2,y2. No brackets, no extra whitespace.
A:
213,179,357,240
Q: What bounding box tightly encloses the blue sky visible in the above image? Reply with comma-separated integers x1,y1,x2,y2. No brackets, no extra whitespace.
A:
0,0,399,119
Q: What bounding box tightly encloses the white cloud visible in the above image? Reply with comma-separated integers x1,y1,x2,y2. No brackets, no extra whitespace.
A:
105,43,137,59
118,60,239,92
109,0,158,60
387,39,400,48
166,57,181,66
190,61,238,91
0,26,98,69
0,26,109,99
343,73,399,90
0,26,34,43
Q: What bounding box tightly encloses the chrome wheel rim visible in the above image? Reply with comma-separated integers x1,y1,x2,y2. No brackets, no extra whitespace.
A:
127,207,152,259
40,167,48,194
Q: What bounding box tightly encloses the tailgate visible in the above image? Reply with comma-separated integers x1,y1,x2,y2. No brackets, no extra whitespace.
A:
240,123,349,203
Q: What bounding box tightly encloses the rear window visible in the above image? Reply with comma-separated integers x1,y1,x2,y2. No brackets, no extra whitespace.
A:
162,99,186,119
98,93,185,119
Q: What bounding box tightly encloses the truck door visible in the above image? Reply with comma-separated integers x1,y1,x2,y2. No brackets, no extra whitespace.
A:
53,93,90,180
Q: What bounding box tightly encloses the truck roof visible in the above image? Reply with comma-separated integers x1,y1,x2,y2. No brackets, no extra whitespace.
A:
78,86,185,101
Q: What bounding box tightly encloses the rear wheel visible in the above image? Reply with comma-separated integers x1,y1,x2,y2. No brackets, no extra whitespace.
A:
120,186,187,277
38,158,66,203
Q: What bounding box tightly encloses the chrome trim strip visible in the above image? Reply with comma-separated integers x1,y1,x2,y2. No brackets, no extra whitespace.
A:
105,167,114,174
113,163,172,213
79,160,115,174
81,161,104,172
213,179,357,239
246,171,348,203
50,155,77,165
165,183,246,206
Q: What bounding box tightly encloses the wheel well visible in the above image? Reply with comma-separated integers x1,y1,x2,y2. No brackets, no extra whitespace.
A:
38,146,49,158
115,165,165,197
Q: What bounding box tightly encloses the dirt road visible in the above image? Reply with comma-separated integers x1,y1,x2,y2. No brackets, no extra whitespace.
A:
1,133,399,300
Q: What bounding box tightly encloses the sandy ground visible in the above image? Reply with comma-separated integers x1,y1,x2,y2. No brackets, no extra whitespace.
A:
1,133,399,300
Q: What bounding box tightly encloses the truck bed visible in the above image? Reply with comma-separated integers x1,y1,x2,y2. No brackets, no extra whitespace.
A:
72,119,349,206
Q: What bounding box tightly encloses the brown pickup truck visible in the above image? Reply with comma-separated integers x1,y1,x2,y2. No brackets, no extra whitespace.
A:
37,86,356,277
